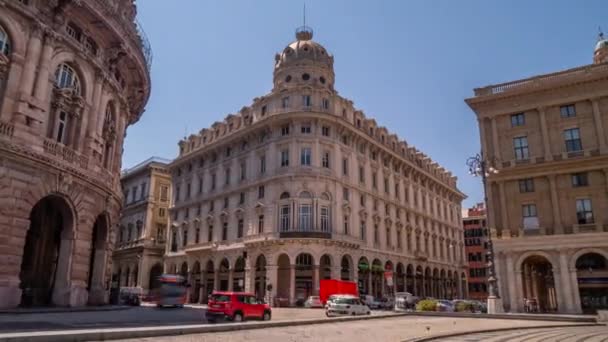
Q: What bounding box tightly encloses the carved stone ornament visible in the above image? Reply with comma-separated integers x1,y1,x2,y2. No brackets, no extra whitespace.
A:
51,87,84,117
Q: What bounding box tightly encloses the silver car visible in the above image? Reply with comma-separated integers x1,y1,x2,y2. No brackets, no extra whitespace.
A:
326,297,371,317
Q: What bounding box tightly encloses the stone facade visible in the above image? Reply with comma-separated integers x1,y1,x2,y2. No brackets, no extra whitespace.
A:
112,157,171,295
463,203,488,301
0,0,150,308
466,33,608,314
165,26,467,306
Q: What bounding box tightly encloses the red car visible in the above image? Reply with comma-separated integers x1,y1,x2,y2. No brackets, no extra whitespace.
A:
205,291,271,322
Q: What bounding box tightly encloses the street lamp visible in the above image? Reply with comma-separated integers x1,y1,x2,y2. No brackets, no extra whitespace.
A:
466,153,503,314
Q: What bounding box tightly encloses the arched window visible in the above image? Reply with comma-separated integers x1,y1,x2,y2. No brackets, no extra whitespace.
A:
299,191,312,199
321,193,331,201
54,63,81,94
102,104,116,169
0,25,10,56
280,192,290,199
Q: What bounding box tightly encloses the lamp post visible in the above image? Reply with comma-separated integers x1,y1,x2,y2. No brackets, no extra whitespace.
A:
466,153,503,314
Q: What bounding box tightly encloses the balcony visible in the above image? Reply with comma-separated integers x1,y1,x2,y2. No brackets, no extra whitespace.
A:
279,226,332,239
43,138,89,169
573,223,604,234
0,120,14,138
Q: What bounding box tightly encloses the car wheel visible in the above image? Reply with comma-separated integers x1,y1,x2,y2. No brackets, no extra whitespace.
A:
263,311,271,321
233,312,243,322
351,311,356,316
367,311,371,315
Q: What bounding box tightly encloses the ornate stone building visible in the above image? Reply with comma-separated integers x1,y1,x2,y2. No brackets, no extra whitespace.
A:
112,157,171,295
0,0,151,308
463,203,488,301
165,26,466,306
466,32,608,314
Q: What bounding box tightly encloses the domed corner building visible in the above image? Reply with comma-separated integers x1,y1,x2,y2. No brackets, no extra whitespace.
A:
166,26,467,307
0,1,151,308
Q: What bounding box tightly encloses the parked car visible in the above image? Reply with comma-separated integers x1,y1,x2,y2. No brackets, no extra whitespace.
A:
326,294,358,309
362,295,382,309
378,297,394,310
326,297,371,317
436,300,455,312
205,291,271,323
304,296,323,308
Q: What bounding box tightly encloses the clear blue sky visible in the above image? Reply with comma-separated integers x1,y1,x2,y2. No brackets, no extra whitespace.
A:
123,0,608,208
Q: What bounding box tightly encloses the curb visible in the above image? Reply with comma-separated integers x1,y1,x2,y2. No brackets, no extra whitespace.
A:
400,311,597,323
403,323,604,342
0,313,405,342
0,306,132,315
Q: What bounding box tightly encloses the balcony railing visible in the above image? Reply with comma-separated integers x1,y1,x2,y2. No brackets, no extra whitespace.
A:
0,120,14,138
43,138,89,169
279,226,332,239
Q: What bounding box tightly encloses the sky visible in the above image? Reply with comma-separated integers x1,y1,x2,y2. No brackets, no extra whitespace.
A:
124,0,608,209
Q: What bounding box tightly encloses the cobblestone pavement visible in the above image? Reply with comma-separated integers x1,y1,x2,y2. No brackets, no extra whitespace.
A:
433,325,608,341
0,306,353,332
108,316,591,342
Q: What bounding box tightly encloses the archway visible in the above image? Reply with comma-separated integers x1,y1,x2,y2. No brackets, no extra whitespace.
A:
424,267,432,298
295,253,314,305
384,261,394,296
277,254,291,305
439,269,446,299
575,253,608,314
255,255,267,300
87,213,109,305
371,259,383,297
415,266,423,296
233,257,245,291
218,258,230,291
521,255,557,312
396,263,405,292
341,255,353,281
320,254,332,280
204,260,214,303
447,270,453,299
148,263,163,292
406,265,414,294
460,272,467,299
190,261,201,303
180,262,188,278
358,257,370,295
20,195,74,306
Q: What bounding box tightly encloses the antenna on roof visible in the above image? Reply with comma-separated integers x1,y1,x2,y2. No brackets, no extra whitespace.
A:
296,1,313,40
303,2,306,27
599,26,605,40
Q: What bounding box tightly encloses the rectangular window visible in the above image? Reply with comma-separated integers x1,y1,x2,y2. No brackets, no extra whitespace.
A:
174,186,180,203
522,204,538,230
131,186,137,203
237,219,244,238
301,124,311,134
225,168,231,185
280,205,290,231
282,96,290,109
560,104,576,118
513,136,529,160
395,183,400,200
397,230,402,249
258,215,264,234
226,147,232,157
360,221,366,241
299,204,312,231
360,195,366,206
183,229,188,246
572,173,589,187
211,174,216,190
56,111,68,144
576,198,594,224
140,182,146,200
171,230,177,252
386,227,390,247
240,162,246,181
519,178,534,193
384,178,389,193
195,227,200,244
281,124,290,136
300,148,311,165
322,98,330,110
342,158,348,176
260,155,266,174
322,126,330,137
564,128,582,152
343,216,349,235
322,151,330,168
374,225,379,244
359,166,365,183
160,185,168,201
343,187,349,201
372,172,377,188
258,185,265,199
261,105,267,116
320,206,330,232
209,200,214,212
223,197,229,208
208,225,213,242
222,222,228,240
198,177,203,194
303,95,312,107
186,183,191,199
239,192,245,204
281,149,289,167
159,208,165,217
511,113,525,127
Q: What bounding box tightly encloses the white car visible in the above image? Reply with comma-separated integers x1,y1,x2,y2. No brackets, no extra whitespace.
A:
326,297,371,317
304,296,323,308
324,294,358,309
363,295,382,310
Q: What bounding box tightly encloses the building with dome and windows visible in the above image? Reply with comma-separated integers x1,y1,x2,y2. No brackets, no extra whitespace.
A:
0,0,151,308
165,26,466,306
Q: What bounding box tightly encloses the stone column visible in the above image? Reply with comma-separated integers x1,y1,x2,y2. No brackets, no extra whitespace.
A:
330,265,341,281
490,117,501,160
456,274,462,298
538,107,552,160
18,24,43,98
52,236,74,306
569,268,582,314
498,182,509,234
213,268,219,292
228,268,234,291
244,265,253,293
289,265,296,306
368,272,373,296
266,265,278,306
524,264,532,299
591,99,607,152
514,270,524,312
506,253,518,312
313,265,320,295
88,242,109,305
548,175,563,234
33,31,56,103
84,70,104,142
558,252,574,312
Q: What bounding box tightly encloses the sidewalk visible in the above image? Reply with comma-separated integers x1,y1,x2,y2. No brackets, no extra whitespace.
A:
0,306,131,315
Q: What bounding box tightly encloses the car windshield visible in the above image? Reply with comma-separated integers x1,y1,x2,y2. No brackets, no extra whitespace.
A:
335,298,356,304
210,294,231,302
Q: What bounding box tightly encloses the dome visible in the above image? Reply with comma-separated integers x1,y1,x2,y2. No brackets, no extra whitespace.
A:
595,38,608,52
272,26,335,91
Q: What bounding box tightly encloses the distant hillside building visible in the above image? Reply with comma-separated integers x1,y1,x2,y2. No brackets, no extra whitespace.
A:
463,203,488,301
